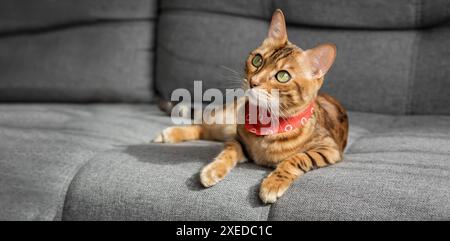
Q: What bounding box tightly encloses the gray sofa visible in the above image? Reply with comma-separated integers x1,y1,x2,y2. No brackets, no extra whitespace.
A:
1,0,449,221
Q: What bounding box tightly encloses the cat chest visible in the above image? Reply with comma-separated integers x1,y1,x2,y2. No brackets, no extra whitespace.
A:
237,125,302,166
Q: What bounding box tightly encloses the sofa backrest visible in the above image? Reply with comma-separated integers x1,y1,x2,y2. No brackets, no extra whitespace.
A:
0,0,157,102
155,0,450,115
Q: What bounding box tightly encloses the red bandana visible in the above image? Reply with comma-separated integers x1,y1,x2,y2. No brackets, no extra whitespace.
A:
244,100,316,136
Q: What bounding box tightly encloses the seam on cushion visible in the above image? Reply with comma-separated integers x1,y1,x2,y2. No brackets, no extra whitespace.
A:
160,7,449,31
343,114,399,154
269,0,275,15
56,148,121,220
260,0,272,18
161,7,269,22
448,2,450,27
266,202,277,221
52,150,99,220
158,43,220,67
0,77,155,88
345,150,450,156
267,126,374,220
339,158,450,172
344,130,371,154
405,1,422,114
0,18,156,38
258,205,271,221
416,0,423,27
349,133,450,140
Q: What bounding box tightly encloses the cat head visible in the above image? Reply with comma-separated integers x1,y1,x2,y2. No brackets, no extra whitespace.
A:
245,9,336,117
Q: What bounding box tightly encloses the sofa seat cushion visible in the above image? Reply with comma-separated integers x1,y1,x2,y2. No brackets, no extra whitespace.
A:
0,104,169,220
347,114,450,155
62,111,450,220
270,112,450,220
1,104,448,220
62,143,272,220
268,152,450,220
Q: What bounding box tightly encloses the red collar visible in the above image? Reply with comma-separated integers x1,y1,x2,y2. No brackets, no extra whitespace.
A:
244,100,316,136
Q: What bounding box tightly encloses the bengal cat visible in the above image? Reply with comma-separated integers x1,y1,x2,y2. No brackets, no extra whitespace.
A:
153,9,348,204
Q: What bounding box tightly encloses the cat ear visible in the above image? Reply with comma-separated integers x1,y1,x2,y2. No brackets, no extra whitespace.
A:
305,44,337,79
267,9,287,45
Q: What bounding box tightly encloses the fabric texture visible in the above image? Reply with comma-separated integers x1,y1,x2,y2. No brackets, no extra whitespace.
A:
1,0,450,221
62,143,271,221
0,104,167,220
0,0,157,102
161,0,450,29
59,108,449,221
0,104,449,220
0,0,157,32
270,112,450,220
0,22,154,102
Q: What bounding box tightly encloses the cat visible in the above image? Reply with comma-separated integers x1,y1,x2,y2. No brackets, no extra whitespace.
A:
153,9,348,204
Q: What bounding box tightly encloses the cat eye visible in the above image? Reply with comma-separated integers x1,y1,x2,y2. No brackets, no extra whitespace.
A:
276,70,291,83
251,54,263,68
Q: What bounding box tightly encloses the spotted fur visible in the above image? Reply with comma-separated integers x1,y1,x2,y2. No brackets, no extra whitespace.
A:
154,9,348,203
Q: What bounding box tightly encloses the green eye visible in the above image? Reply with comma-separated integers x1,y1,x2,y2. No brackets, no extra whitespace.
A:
276,70,291,83
251,54,263,67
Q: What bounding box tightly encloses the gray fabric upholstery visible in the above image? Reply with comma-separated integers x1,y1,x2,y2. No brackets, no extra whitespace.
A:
0,22,154,102
1,0,450,221
62,143,271,221
269,152,450,220
270,112,450,220
412,25,450,114
59,109,450,221
161,0,450,29
0,104,167,220
1,104,449,220
155,11,266,102
0,0,156,102
0,0,157,32
156,6,450,114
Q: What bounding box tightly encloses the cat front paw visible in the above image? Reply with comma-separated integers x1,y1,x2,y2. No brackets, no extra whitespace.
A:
152,127,178,143
200,161,228,187
259,174,291,204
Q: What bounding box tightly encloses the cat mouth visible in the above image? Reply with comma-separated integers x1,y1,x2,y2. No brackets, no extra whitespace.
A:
246,88,282,116
247,89,269,107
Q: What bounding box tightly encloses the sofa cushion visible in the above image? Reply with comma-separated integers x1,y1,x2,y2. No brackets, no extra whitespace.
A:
2,104,448,220
161,0,450,29
62,110,450,220
268,152,450,220
0,104,168,220
269,112,450,220
0,0,157,32
347,115,450,155
156,9,450,114
0,22,154,102
62,143,272,221
0,0,157,102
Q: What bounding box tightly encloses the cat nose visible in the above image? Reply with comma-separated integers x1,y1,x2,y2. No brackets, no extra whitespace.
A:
250,78,260,88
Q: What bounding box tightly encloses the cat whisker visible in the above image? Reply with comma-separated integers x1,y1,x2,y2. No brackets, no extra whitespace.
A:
220,66,244,80
220,65,243,75
219,76,244,83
